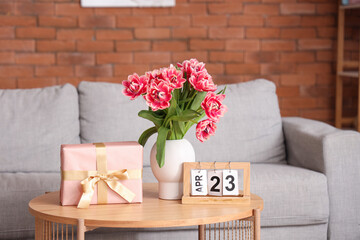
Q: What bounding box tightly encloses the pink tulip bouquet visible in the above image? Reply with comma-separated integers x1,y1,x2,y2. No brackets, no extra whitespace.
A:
122,59,227,168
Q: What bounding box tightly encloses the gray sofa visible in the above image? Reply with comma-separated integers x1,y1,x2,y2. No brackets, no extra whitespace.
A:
0,79,359,240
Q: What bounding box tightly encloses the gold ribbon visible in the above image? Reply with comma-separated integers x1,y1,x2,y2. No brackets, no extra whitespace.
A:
62,169,142,181
95,142,108,205
62,143,142,209
77,169,136,209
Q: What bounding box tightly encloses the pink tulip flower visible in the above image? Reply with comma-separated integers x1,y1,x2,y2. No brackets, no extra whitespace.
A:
196,119,217,142
177,58,200,76
146,69,163,82
162,65,186,89
189,71,217,92
193,62,206,74
122,73,149,100
201,92,227,122
144,80,173,111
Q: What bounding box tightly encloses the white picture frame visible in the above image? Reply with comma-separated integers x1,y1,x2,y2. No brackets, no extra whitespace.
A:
81,0,175,7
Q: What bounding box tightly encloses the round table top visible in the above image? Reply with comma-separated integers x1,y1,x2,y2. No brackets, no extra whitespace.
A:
29,183,263,228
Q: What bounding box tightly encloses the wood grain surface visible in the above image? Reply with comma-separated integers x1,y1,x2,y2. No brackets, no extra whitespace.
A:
29,183,263,228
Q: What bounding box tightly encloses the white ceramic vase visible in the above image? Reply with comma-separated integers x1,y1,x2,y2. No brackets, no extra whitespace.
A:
150,139,195,200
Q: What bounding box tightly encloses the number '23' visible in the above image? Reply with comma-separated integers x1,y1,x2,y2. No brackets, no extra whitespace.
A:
209,175,236,192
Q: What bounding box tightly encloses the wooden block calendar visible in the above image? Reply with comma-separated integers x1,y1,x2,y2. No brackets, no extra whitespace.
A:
182,162,251,205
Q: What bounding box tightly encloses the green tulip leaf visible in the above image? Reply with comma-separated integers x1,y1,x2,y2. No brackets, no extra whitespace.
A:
173,121,185,138
163,98,178,128
138,110,164,128
156,126,170,168
217,86,227,95
167,97,177,116
138,127,157,147
173,88,180,102
189,91,207,111
169,109,201,122
179,96,196,105
184,111,206,133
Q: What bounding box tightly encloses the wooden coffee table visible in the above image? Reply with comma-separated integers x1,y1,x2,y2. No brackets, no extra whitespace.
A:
29,183,263,240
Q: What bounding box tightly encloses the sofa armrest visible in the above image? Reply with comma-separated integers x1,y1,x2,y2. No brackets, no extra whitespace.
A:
282,117,360,240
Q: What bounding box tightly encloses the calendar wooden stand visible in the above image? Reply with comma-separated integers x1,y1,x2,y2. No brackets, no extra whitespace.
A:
182,162,251,205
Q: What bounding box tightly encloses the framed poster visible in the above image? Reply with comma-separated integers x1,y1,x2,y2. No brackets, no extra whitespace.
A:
81,0,175,7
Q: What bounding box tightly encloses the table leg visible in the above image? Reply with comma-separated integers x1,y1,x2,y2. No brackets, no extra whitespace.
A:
77,219,85,240
198,225,205,240
35,218,44,240
254,209,261,240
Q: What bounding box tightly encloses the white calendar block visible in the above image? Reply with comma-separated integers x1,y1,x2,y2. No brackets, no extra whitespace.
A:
207,170,223,196
191,169,208,196
222,169,239,196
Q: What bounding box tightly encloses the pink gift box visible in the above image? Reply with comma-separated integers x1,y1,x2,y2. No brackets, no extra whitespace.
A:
60,142,143,206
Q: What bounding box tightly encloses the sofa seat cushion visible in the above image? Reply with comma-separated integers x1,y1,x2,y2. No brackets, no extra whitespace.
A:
78,79,285,165
142,163,329,227
1,163,328,239
250,163,329,227
0,84,80,172
0,172,60,239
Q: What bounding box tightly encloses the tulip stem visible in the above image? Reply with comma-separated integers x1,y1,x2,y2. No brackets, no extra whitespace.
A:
185,89,197,110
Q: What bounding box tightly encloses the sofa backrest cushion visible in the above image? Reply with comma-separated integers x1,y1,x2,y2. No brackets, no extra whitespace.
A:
187,79,286,163
78,81,155,166
79,79,285,165
0,84,80,172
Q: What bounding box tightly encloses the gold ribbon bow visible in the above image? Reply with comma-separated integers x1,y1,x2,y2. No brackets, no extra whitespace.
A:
77,169,136,209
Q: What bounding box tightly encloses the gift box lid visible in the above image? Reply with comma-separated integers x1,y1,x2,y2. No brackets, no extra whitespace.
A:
61,141,143,171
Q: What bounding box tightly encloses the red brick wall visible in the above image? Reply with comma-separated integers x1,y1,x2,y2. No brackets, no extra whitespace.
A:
0,0,340,123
